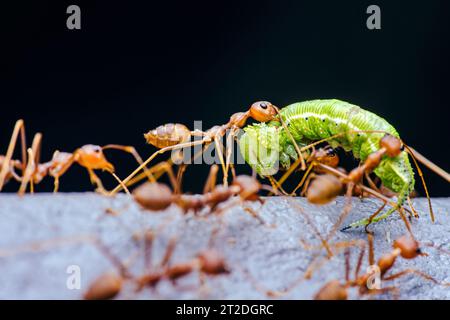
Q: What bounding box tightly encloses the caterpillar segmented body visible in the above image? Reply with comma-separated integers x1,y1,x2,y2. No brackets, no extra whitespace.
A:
239,99,415,226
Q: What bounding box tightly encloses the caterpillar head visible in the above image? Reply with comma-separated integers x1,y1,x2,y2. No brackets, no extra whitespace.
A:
238,123,281,176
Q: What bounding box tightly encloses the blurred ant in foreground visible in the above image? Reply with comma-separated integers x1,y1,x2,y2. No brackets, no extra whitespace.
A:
314,234,450,300
84,234,229,300
131,164,277,224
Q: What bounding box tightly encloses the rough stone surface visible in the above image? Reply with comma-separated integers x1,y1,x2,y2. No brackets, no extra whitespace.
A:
0,194,449,300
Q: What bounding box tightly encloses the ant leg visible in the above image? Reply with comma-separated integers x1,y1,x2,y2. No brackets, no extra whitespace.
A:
382,269,448,286
18,149,36,195
19,133,42,194
242,206,266,225
49,151,77,193
325,183,354,243
354,239,367,280
140,161,178,192
343,184,412,231
286,197,333,257
91,237,132,278
407,197,419,218
53,177,60,193
175,164,187,194
87,168,109,195
174,143,212,194
300,173,316,196
102,144,154,181
224,127,239,183
344,248,351,282
86,168,131,196
159,237,177,269
109,172,131,195
292,162,315,195
276,155,303,188
8,163,23,182
110,139,208,195
143,230,155,271
407,146,450,183
367,233,374,266
213,135,228,187
126,143,210,192
364,202,387,233
267,176,290,195
403,145,435,222
203,164,219,194
0,120,27,190
125,162,169,187
364,172,381,193
0,235,96,258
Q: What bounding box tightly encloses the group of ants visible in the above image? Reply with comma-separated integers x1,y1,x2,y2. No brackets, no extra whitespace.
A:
0,102,449,300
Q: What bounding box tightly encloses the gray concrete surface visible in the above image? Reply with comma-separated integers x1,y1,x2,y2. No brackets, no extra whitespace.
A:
0,194,449,300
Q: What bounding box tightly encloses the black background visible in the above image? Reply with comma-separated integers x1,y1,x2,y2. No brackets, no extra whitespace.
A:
1,0,449,195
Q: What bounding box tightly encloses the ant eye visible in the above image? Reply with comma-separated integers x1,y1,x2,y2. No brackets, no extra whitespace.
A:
259,103,268,109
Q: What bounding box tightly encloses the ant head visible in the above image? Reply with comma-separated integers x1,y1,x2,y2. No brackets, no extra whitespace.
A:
197,250,229,275
133,182,173,211
77,145,114,172
393,235,421,259
166,263,194,280
314,147,339,168
249,101,278,122
232,175,261,200
314,280,348,300
380,134,402,158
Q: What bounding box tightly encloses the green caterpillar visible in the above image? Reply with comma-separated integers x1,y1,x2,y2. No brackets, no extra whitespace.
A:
239,99,415,228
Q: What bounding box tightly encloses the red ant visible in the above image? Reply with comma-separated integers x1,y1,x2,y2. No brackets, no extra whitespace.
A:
0,120,150,195
84,233,229,300
314,234,449,299
110,101,304,194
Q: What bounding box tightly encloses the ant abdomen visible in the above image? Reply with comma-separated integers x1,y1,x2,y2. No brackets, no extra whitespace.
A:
314,280,348,300
133,182,174,211
307,174,343,205
144,123,191,149
84,272,123,300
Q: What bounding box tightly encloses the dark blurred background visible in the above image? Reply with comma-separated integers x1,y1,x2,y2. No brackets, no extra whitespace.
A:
1,0,449,195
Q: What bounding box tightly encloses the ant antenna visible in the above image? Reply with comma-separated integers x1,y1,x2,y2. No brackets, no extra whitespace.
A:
402,144,435,222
